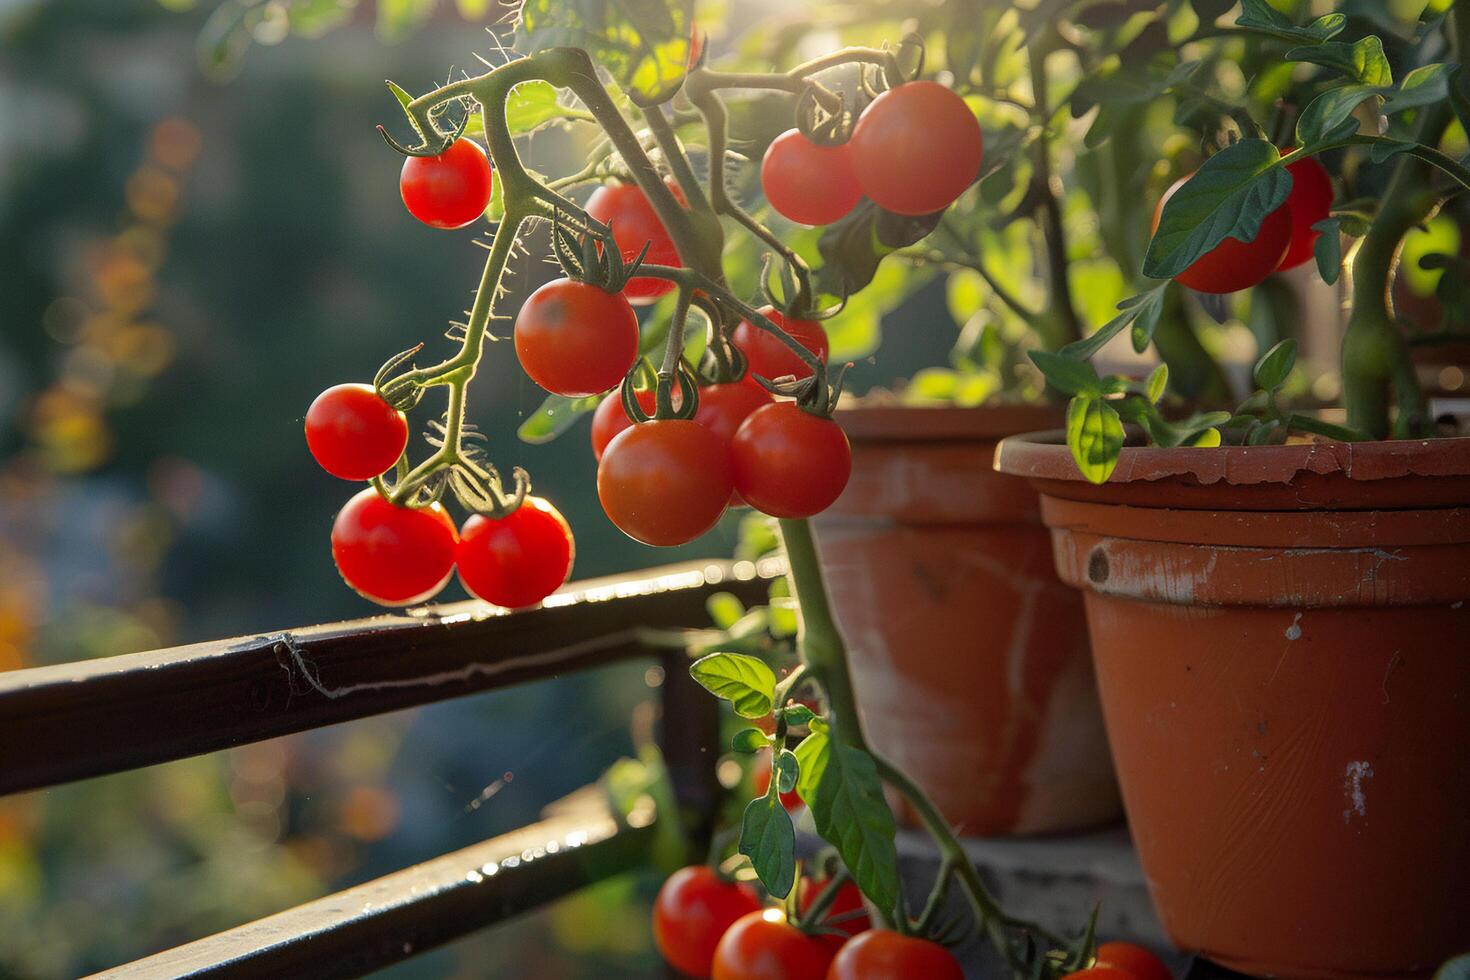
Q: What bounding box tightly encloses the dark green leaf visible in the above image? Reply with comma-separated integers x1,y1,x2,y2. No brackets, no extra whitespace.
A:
1368,138,1416,164
1237,0,1345,43
816,200,945,297
689,652,776,719
1296,85,1376,147
1285,36,1390,87
781,703,817,727
738,795,796,898
793,727,899,916
775,749,799,794
1313,217,1342,284
1061,285,1169,359
1191,0,1235,20
517,393,600,444
1284,414,1371,442
1066,396,1124,484
517,0,694,105
1253,338,1297,391
1029,351,1104,397
1385,63,1451,113
1449,66,1470,139
732,728,769,754
1143,140,1292,280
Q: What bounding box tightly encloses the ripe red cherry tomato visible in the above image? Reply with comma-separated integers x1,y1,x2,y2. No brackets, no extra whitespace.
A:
514,278,639,398
797,876,869,950
1153,172,1292,294
305,383,409,480
585,179,689,304
712,910,836,980
848,81,983,216
456,497,573,609
1277,154,1334,271
653,866,762,978
1067,969,1137,980
597,419,733,546
731,403,851,519
732,309,829,383
331,488,458,606
752,754,803,811
828,929,963,980
399,138,494,230
590,388,658,461
1094,941,1173,980
761,129,864,226
695,381,774,445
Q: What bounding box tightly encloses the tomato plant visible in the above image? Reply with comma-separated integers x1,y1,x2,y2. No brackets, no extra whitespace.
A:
732,309,828,383
331,488,458,606
305,383,408,481
456,497,573,609
1093,941,1173,980
710,910,836,980
514,278,639,397
597,419,733,546
848,81,982,217
731,403,851,519
760,129,863,227
399,138,494,230
828,929,964,980
585,179,688,304
653,865,762,978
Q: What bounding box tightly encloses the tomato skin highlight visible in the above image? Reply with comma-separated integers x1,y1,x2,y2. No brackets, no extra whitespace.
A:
733,308,829,384
731,403,852,519
597,419,733,546
590,388,658,461
848,81,983,216
514,278,638,398
1153,172,1292,294
1094,941,1174,980
827,929,963,980
1277,155,1334,271
585,179,688,304
399,138,494,230
653,866,763,979
305,383,409,481
761,129,864,226
713,910,837,980
456,497,574,609
331,488,458,606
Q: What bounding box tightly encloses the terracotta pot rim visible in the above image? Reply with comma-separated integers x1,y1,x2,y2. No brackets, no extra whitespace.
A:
834,403,1063,442
994,428,1470,487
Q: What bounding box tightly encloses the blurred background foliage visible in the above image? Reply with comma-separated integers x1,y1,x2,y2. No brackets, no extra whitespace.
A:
0,0,955,976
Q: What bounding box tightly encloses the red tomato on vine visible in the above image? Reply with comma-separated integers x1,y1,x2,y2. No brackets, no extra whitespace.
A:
1277,154,1334,271
695,381,774,445
585,179,688,304
305,383,408,481
1094,941,1174,980
848,81,983,216
514,278,639,397
731,403,851,519
712,910,836,980
399,138,494,230
761,129,864,226
590,388,658,461
597,419,733,546
331,488,458,606
827,929,964,979
732,309,829,383
456,497,573,609
653,865,762,979
1153,173,1292,294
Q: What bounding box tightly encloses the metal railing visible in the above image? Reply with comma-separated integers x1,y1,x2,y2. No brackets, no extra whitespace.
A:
0,559,779,978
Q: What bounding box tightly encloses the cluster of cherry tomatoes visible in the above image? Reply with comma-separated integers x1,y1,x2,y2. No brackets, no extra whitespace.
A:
651,860,1175,980
1155,153,1333,294
305,384,574,608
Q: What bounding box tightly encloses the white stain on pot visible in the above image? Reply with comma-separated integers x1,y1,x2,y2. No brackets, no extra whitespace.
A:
1285,612,1303,641
1343,761,1374,824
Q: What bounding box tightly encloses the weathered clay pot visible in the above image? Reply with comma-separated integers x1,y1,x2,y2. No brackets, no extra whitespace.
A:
996,431,1470,978
811,406,1121,836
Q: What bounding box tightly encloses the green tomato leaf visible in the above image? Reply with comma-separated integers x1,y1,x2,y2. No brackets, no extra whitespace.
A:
1146,363,1169,404
1296,85,1377,147
1143,140,1292,281
816,199,945,298
775,749,800,795
1285,36,1391,87
517,393,600,444
706,592,745,630
1028,350,1104,397
738,795,796,899
1450,67,1470,142
731,728,769,754
1237,0,1345,43
1189,427,1223,448
1066,395,1125,485
463,80,595,138
1061,285,1169,360
517,0,694,105
792,728,899,916
689,652,777,720
781,703,817,728
1253,338,1297,392
1385,63,1452,113
1312,217,1342,284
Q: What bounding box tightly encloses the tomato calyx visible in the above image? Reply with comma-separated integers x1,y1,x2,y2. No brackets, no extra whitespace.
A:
374,342,427,412
550,209,650,296
377,85,472,158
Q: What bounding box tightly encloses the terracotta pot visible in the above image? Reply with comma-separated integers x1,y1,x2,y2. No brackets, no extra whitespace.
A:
996,431,1470,978
811,405,1121,836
